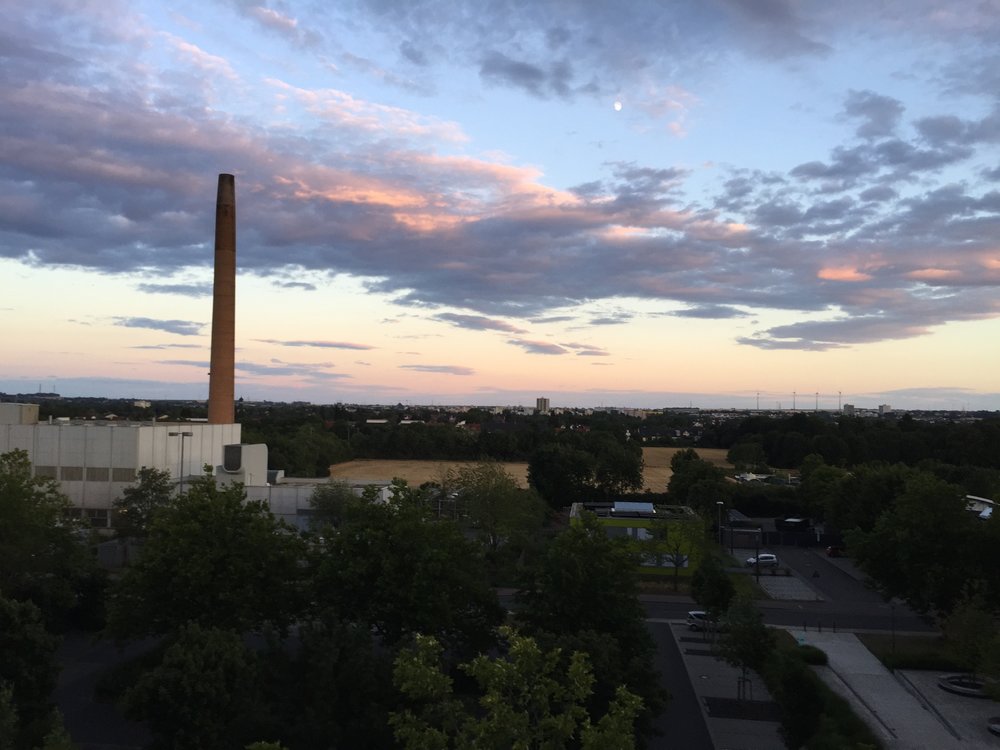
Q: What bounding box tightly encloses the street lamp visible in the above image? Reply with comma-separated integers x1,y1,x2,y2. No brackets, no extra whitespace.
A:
168,431,193,494
716,501,724,546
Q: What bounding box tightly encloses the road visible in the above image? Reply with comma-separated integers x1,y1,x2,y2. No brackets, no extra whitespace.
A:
648,621,714,749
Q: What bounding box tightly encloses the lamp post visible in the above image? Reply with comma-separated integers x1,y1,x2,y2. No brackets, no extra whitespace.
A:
168,431,193,494
716,501,724,546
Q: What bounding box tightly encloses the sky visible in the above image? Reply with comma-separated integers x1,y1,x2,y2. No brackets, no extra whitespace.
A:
2,0,999,411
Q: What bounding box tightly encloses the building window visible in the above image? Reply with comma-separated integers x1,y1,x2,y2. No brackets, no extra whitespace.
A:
112,468,136,482
61,466,84,481
35,466,58,479
87,467,110,482
85,509,109,528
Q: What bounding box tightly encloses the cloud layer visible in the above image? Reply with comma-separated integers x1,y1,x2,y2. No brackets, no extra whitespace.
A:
1,0,998,381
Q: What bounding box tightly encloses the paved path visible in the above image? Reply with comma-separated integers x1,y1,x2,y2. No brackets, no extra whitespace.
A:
660,619,785,750
794,630,973,750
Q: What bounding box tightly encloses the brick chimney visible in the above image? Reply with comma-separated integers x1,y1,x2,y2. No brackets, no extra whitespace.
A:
208,173,236,424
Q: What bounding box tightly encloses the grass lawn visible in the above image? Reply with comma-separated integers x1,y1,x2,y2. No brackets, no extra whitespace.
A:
856,632,963,671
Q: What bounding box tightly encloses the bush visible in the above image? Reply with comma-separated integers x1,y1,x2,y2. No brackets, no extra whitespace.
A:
797,644,829,665
760,635,881,750
856,633,963,672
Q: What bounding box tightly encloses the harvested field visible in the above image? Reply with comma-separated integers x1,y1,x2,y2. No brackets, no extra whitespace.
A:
641,446,732,492
328,446,732,492
328,459,531,488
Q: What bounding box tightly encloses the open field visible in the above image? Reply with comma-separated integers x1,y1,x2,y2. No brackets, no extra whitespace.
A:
328,446,732,492
640,446,731,492
328,459,532,487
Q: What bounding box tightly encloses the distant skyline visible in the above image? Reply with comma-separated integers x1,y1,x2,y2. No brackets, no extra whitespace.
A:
2,1,999,411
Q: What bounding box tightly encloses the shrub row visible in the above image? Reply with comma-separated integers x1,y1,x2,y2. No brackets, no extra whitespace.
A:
760,637,881,749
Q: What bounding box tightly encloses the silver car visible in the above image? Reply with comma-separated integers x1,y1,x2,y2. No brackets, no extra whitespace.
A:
745,552,779,568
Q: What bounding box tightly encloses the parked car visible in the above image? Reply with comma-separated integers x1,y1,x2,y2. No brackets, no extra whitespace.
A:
745,552,779,568
687,610,711,631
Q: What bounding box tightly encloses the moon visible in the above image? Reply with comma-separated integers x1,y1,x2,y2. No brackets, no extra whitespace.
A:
613,100,623,111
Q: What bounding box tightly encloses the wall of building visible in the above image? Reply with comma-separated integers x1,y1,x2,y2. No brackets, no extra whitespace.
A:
0,420,241,511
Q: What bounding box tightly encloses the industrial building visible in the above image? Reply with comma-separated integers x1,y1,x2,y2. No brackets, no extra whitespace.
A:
0,174,379,529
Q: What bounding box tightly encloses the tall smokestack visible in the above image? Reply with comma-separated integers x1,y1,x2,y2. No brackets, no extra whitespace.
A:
208,173,236,424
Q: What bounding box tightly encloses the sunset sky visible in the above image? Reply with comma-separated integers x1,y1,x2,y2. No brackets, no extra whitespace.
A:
2,1,999,410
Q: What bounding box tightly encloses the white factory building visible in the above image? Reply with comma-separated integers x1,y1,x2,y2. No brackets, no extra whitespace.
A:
1,402,389,529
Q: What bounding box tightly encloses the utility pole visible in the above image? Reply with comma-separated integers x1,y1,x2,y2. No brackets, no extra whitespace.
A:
168,430,194,493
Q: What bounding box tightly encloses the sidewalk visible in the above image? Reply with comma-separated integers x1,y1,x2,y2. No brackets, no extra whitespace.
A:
669,621,785,749
793,629,978,750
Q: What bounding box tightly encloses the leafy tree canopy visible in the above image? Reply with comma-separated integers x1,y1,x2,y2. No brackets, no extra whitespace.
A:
122,623,259,750
391,627,642,750
108,474,307,639
0,594,61,749
0,449,104,629
113,466,173,538
312,499,503,654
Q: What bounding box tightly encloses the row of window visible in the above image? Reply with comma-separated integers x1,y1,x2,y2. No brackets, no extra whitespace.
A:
34,466,137,482
65,507,110,527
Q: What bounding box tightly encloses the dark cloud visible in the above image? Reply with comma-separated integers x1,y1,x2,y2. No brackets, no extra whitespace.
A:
255,339,375,350
434,313,526,333
843,90,904,139
399,40,428,66
114,317,203,336
479,51,576,98
672,305,748,319
859,185,898,202
588,313,632,325
2,1,999,358
159,358,209,368
136,282,212,297
507,339,566,355
400,364,475,375
232,359,349,378
274,280,317,291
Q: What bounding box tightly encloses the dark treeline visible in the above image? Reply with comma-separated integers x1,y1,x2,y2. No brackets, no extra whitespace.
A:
708,411,1000,471
17,394,1000,477
1,451,664,749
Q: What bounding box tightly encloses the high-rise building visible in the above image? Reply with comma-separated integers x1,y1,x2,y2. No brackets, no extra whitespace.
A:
536,397,550,414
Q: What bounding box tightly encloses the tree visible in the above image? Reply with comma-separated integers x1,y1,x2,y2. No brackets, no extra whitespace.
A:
307,479,363,530
943,590,996,680
267,613,394,750
122,623,259,750
312,500,503,654
727,440,767,473
641,518,705,592
847,471,975,614
717,594,774,700
444,462,547,581
690,554,735,621
528,443,596,509
516,514,666,740
390,627,643,750
0,594,61,748
108,474,307,639
0,449,106,630
666,453,727,516
113,467,173,537
586,433,644,497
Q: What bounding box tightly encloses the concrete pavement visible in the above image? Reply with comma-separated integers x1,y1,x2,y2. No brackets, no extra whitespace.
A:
664,619,785,750
795,629,997,749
